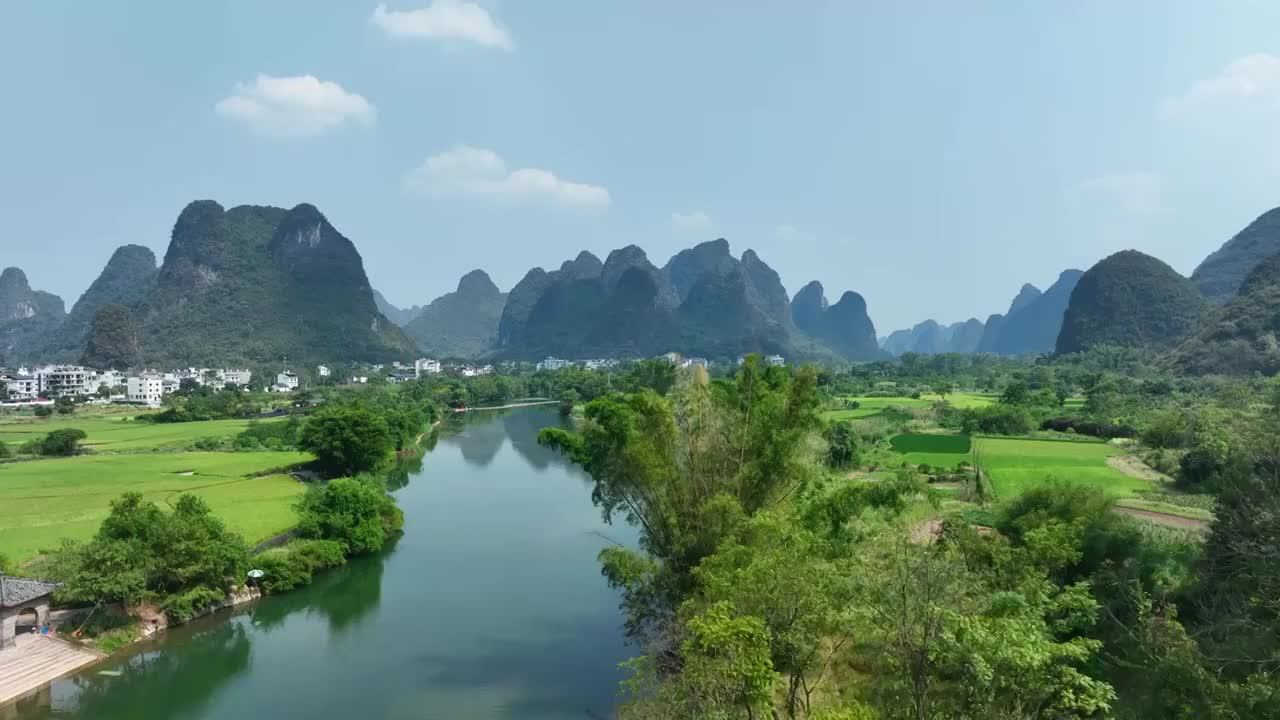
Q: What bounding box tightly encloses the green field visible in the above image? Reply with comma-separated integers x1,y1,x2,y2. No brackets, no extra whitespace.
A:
0,416,275,452
889,433,973,468
0,451,310,562
824,392,996,421
975,436,1149,498
887,432,1150,498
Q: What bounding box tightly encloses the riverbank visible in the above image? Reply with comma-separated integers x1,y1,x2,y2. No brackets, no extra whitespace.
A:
455,399,557,412
1,406,632,720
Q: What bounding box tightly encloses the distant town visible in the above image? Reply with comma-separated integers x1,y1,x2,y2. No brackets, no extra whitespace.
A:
0,353,786,408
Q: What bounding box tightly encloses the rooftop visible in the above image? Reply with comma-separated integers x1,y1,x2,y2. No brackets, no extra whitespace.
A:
0,574,62,608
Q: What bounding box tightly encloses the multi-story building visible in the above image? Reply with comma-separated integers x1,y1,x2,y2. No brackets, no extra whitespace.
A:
317,365,331,378
38,366,89,398
766,355,786,367
537,357,573,371
274,371,299,392
414,358,442,376
1,372,39,400
127,374,164,406
219,369,252,387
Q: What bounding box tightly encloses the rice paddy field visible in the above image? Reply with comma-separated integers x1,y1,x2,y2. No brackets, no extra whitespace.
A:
822,392,1011,422
0,415,277,452
889,432,1150,498
889,433,974,468
0,451,310,562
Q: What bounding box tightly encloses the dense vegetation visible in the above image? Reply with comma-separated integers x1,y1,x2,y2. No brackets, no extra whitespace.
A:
135,200,417,366
533,353,1280,719
1192,205,1280,304
45,244,157,361
80,304,142,369
1168,250,1280,375
1056,250,1210,355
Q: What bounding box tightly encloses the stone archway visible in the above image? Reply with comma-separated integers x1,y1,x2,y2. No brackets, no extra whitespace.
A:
14,608,39,633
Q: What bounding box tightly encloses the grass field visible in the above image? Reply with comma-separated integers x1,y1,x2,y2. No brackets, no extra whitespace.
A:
0,416,276,452
0,451,311,562
889,433,973,468
887,432,1151,498
974,436,1149,498
823,393,999,422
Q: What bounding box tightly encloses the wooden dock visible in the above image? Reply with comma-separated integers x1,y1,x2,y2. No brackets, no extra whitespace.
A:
0,634,103,705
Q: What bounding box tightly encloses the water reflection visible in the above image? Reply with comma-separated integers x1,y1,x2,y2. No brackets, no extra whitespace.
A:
250,536,396,636
444,413,508,468
14,621,252,719
7,407,631,720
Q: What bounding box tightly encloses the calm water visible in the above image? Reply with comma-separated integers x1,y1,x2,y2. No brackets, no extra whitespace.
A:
7,407,636,720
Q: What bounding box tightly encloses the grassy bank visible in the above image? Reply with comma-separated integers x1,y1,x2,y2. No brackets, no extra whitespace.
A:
0,451,309,561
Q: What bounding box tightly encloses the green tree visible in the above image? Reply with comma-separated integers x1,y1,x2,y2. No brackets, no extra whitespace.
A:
625,601,777,720
294,477,401,555
54,396,75,415
299,407,393,476
539,356,821,641
823,420,859,470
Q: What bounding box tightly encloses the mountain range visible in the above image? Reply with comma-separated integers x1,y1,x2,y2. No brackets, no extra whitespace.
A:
13,197,1280,375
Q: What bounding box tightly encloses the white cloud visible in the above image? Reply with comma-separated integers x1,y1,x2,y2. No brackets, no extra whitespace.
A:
370,2,513,50
1076,172,1165,215
672,210,713,231
215,74,375,138
405,145,610,208
1163,53,1280,116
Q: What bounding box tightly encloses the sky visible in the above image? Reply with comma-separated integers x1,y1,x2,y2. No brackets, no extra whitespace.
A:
5,1,1280,333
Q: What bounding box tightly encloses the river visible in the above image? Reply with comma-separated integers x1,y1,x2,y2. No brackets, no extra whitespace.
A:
6,407,636,720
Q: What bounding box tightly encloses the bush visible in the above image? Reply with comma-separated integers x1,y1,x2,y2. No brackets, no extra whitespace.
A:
1040,417,1136,440
39,428,87,456
33,405,53,418
960,405,1032,435
295,477,401,555
160,586,227,623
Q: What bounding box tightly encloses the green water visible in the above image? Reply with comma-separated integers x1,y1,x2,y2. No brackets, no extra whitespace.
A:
8,407,635,720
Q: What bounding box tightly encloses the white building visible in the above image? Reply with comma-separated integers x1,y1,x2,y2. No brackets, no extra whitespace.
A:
387,372,417,384
38,366,89,398
682,357,708,369
218,369,252,387
127,374,165,406
537,357,573,371
583,359,619,371
766,355,786,367
662,352,682,365
349,375,369,384
316,365,331,378
460,365,493,377
414,358,442,376
1,373,39,400
274,371,299,392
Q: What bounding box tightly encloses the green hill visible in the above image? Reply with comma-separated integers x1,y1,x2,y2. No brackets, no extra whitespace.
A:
1192,206,1280,304
43,244,157,360
405,270,507,358
1056,250,1208,355
1169,251,1280,374
0,267,65,364
136,200,416,366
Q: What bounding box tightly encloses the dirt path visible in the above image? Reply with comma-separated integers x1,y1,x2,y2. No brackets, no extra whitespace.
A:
1113,505,1210,532
1107,454,1170,483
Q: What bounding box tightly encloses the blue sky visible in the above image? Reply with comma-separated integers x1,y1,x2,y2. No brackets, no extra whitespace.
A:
5,1,1280,332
